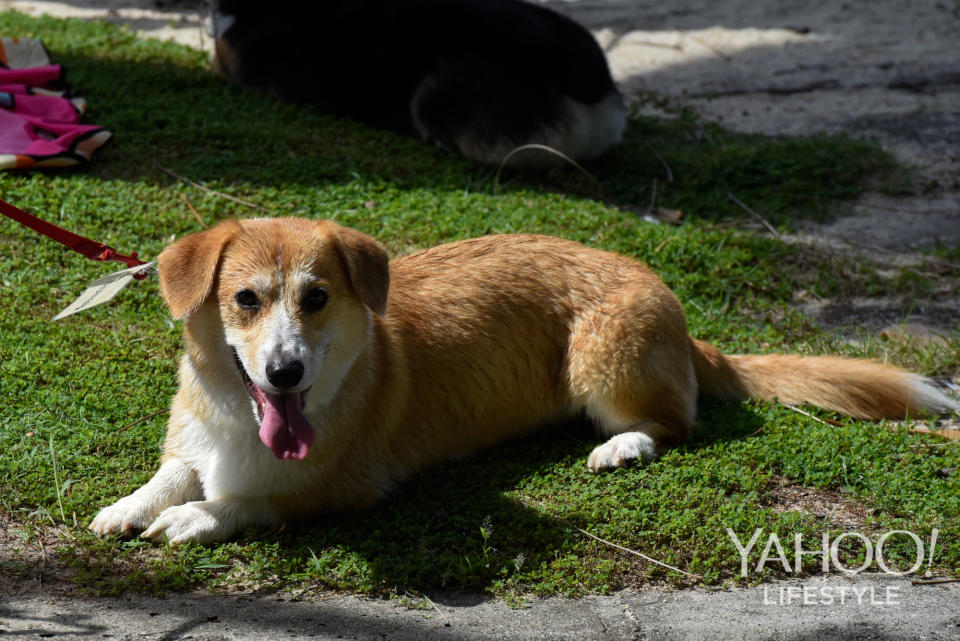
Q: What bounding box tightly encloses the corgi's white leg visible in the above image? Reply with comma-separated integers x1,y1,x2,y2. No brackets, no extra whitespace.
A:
89,458,201,535
141,498,278,545
567,286,698,472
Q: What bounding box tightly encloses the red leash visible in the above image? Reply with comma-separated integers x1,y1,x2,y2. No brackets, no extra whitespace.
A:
0,197,149,277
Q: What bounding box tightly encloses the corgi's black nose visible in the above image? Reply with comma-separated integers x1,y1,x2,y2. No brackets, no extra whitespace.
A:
266,359,304,389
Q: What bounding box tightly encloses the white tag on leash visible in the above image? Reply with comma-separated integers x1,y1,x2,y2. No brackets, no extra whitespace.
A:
53,262,155,321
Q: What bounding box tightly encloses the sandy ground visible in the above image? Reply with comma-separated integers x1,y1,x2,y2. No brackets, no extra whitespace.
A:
3,569,960,640
1,2,959,638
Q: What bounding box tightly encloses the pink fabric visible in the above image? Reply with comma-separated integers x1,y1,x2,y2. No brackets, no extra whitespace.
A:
0,48,110,170
0,110,102,155
0,65,62,87
0,85,80,122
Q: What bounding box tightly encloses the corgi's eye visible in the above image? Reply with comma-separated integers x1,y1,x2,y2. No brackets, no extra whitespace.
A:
303,287,329,312
235,290,260,310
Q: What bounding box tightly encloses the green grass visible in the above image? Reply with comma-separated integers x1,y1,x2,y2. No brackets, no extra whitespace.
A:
1,13,958,599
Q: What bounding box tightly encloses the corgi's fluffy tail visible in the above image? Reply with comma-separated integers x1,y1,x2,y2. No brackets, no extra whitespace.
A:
691,339,957,420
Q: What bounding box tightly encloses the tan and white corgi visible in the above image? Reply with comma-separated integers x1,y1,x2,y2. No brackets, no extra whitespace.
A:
90,218,956,544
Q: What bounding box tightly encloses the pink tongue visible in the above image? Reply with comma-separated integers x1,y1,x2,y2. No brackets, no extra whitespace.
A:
258,392,315,460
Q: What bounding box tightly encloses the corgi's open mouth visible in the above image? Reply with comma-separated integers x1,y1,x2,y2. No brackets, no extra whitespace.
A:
232,349,315,461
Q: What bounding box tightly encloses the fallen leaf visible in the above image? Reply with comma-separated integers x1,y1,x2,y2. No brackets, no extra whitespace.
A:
879,323,949,347
656,207,683,224
909,426,960,442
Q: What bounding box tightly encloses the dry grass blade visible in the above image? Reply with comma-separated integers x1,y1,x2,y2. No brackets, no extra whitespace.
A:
643,178,658,218
783,404,844,427
422,594,451,627
493,144,599,195
653,149,674,182
48,435,66,522
566,521,703,580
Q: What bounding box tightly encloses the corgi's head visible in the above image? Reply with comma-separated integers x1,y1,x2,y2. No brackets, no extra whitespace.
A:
158,218,389,460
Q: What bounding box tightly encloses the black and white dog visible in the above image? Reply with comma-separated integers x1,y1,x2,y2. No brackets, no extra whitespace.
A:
209,0,625,168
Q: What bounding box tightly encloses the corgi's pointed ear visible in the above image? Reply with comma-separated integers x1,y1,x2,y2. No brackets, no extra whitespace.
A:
333,225,390,316
158,220,242,319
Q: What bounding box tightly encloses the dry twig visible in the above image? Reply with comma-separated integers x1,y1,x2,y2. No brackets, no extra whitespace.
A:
118,409,170,433
157,163,270,213
182,194,207,229
911,577,960,586
687,34,732,61
727,192,780,238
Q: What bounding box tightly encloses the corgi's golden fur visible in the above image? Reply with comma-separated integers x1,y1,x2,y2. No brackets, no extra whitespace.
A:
90,218,956,544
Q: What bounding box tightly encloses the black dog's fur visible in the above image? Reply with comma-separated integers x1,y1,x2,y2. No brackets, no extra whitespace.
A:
210,0,626,168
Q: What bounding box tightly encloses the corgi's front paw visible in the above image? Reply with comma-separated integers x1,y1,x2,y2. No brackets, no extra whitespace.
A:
90,459,202,537
89,495,164,536
140,502,228,545
141,500,275,545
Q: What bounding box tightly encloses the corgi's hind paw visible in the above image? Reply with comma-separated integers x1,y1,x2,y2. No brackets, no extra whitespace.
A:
587,432,657,472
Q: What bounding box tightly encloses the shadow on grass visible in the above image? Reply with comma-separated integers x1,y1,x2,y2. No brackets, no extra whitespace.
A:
236,399,765,596
57,50,497,192
43,44,892,228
